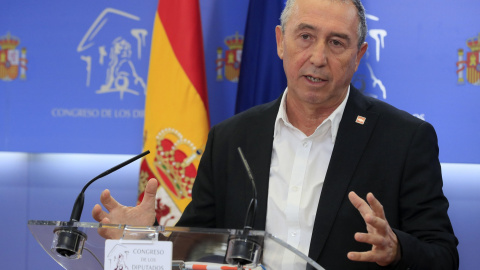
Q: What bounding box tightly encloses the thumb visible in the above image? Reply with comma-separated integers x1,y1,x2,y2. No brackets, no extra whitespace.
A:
140,178,158,210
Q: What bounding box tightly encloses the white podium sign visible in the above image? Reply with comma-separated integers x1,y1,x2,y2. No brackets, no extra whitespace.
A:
105,239,172,270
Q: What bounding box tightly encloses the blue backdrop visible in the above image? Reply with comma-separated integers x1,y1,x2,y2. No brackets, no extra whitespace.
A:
1,0,479,163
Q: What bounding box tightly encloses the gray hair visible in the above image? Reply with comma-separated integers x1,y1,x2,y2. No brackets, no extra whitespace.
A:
280,0,367,49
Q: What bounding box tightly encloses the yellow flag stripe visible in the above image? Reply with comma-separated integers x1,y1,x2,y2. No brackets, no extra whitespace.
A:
142,13,209,212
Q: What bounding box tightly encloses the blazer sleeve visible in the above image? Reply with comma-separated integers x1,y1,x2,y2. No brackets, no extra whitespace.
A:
391,121,459,270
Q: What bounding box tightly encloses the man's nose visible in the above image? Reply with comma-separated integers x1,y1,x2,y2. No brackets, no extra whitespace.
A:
310,42,327,67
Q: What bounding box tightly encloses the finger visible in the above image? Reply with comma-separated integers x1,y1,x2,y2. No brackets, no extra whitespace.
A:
354,232,387,247
100,217,111,224
348,250,394,267
98,218,123,240
348,191,373,217
364,213,389,235
92,204,107,222
366,193,386,220
347,251,379,263
100,189,121,212
139,178,158,210
97,217,118,240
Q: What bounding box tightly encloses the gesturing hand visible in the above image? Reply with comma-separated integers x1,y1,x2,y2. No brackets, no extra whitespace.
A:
347,191,401,266
92,178,158,238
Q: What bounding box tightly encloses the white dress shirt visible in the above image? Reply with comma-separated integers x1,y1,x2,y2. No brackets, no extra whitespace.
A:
263,87,349,269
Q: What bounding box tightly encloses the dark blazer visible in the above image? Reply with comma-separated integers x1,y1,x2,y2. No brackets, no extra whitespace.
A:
177,86,459,270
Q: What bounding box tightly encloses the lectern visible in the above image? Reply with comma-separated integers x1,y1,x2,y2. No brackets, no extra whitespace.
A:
28,220,325,270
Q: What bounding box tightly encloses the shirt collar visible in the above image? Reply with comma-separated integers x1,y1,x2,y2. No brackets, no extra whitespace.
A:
274,85,350,143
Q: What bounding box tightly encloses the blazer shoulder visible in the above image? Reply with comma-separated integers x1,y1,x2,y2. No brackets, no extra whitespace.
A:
364,95,427,128
213,98,280,134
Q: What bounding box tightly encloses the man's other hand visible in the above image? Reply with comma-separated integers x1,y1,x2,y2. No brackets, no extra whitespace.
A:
347,191,401,266
92,178,158,238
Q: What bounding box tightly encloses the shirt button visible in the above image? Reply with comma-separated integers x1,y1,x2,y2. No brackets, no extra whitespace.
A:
291,186,298,192
291,231,297,237
303,141,309,147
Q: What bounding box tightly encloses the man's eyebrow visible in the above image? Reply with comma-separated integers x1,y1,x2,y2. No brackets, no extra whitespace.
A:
295,23,316,31
330,32,351,42
295,24,352,41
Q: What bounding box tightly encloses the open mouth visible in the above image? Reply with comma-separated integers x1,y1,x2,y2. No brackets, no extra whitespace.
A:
306,75,325,83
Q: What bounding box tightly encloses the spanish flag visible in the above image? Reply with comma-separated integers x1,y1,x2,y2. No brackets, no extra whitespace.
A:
138,0,210,226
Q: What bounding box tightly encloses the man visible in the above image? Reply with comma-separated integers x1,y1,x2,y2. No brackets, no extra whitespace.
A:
93,0,459,269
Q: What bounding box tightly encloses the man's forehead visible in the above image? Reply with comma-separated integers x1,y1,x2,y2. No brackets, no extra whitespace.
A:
292,0,357,18
287,0,358,31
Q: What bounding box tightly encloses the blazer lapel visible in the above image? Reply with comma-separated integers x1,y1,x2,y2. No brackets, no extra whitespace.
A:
309,87,379,260
239,96,282,230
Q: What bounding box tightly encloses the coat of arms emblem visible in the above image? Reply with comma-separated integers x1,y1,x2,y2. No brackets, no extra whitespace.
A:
457,33,480,86
216,32,244,82
138,128,203,226
0,32,27,81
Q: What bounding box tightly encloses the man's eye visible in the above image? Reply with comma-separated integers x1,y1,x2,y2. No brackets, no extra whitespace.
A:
301,34,310,40
331,40,342,46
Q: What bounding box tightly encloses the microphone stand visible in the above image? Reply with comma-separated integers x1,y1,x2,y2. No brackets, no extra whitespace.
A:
52,150,150,259
225,147,263,268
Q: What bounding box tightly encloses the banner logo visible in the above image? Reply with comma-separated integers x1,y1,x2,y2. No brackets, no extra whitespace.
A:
352,14,388,100
77,8,148,99
457,33,480,86
216,32,244,82
0,32,27,81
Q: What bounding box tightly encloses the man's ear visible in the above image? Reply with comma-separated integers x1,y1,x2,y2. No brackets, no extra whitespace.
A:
355,42,368,71
275,25,284,60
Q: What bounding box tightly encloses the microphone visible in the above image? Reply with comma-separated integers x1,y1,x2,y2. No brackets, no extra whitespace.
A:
237,147,257,231
225,147,262,267
52,150,150,259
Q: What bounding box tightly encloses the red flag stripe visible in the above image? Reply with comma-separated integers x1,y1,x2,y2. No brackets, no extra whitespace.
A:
158,1,209,112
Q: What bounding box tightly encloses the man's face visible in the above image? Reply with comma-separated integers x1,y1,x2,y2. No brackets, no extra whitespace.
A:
276,0,367,109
